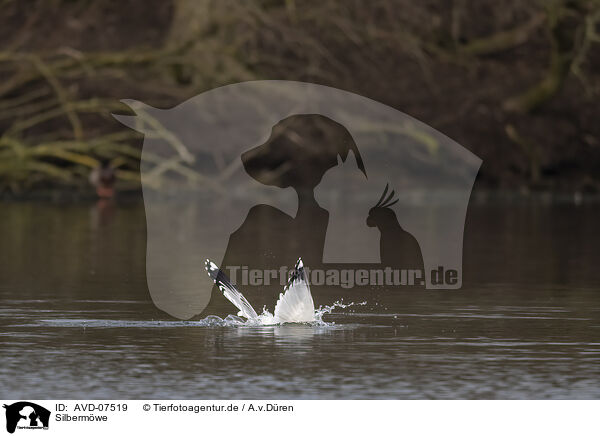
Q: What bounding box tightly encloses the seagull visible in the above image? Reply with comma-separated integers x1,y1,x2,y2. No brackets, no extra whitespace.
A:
204,258,316,323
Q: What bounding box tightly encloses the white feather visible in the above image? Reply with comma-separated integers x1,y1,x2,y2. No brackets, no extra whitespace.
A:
205,260,258,320
273,259,315,323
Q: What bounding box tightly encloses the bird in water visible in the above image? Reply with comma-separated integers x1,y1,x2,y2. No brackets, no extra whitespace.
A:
204,258,315,323
89,159,116,198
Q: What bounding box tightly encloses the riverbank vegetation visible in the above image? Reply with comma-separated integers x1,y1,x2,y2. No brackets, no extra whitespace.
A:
1,0,599,195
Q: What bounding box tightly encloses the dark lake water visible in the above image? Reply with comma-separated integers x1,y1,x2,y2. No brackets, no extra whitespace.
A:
1,197,599,399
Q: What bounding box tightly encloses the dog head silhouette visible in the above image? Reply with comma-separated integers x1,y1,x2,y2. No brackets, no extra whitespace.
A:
241,114,366,191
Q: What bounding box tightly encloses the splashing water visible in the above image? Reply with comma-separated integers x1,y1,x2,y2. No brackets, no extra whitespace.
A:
205,257,367,326
199,300,367,327
314,300,367,324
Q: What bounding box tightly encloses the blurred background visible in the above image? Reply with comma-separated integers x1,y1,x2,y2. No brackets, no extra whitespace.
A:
0,0,599,195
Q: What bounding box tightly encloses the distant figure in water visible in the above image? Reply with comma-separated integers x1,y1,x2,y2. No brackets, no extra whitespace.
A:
367,184,424,272
89,159,116,198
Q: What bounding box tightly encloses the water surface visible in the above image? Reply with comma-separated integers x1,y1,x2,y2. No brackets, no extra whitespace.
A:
1,199,599,399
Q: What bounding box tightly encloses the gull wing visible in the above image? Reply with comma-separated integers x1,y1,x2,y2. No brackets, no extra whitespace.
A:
273,258,315,323
205,260,258,320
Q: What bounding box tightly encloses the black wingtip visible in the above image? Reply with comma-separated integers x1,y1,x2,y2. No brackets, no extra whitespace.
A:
284,257,307,290
204,259,220,284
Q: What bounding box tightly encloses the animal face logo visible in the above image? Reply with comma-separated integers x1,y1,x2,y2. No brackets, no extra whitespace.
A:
241,114,366,190
113,80,481,319
3,402,50,434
